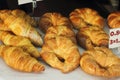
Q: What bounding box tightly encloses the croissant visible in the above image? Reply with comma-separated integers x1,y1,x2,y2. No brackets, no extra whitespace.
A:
107,11,120,28
0,10,11,31
39,12,72,33
0,10,43,46
11,9,37,27
0,30,40,58
69,8,104,29
0,19,10,31
40,25,80,73
76,26,109,50
44,25,77,44
0,45,45,72
80,47,120,78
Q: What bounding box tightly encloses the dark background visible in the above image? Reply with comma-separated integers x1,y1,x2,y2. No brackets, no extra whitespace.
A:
0,0,119,18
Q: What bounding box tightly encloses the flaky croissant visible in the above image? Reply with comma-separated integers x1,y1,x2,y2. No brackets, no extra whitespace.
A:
0,45,45,72
0,30,40,58
69,8,104,29
39,12,72,33
39,12,80,73
11,9,37,27
44,25,77,44
80,47,120,78
76,26,109,50
0,9,43,46
107,11,120,28
40,25,80,73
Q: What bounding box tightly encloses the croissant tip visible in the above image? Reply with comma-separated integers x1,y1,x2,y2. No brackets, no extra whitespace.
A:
33,63,45,72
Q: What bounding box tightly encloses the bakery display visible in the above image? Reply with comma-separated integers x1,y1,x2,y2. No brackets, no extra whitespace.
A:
80,47,120,78
107,11,120,28
76,26,109,50
69,8,105,29
0,45,45,72
39,12,73,33
0,9,43,46
0,31,40,58
40,25,80,73
0,7,120,79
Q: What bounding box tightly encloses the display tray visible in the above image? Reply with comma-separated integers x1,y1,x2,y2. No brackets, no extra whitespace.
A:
0,21,120,80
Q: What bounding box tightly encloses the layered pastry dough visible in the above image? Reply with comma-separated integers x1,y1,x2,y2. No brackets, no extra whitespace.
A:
11,9,37,27
40,25,80,73
80,47,120,78
39,12,72,33
0,9,43,46
40,26,80,73
0,31,40,58
69,8,104,29
0,45,45,72
76,26,109,50
107,11,120,28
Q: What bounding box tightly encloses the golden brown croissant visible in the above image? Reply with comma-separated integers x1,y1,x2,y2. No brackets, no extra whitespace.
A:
40,25,80,73
0,10,43,46
80,47,120,78
39,12,72,33
69,8,104,29
11,9,37,27
0,45,45,72
76,26,109,50
44,25,77,44
0,19,10,31
0,30,40,58
0,10,11,31
107,11,120,28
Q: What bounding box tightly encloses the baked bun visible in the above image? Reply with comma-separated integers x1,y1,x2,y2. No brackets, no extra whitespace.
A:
39,12,72,33
80,47,120,78
69,8,104,29
107,11,120,28
76,26,109,50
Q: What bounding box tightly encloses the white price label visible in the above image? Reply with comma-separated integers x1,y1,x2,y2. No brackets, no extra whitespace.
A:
109,28,120,48
18,0,42,5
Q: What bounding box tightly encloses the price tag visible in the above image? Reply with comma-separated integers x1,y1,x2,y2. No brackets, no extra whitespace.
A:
18,0,42,5
109,28,120,48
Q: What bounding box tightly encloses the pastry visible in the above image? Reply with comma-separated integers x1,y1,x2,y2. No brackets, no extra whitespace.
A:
0,30,40,58
107,11,120,28
76,26,109,50
39,12,80,73
80,47,120,77
11,9,37,27
44,25,77,44
40,25,80,73
39,12,72,33
69,8,104,29
0,9,43,46
0,45,45,72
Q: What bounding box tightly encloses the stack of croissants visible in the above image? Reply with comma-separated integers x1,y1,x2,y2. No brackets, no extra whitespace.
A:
0,7,120,78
